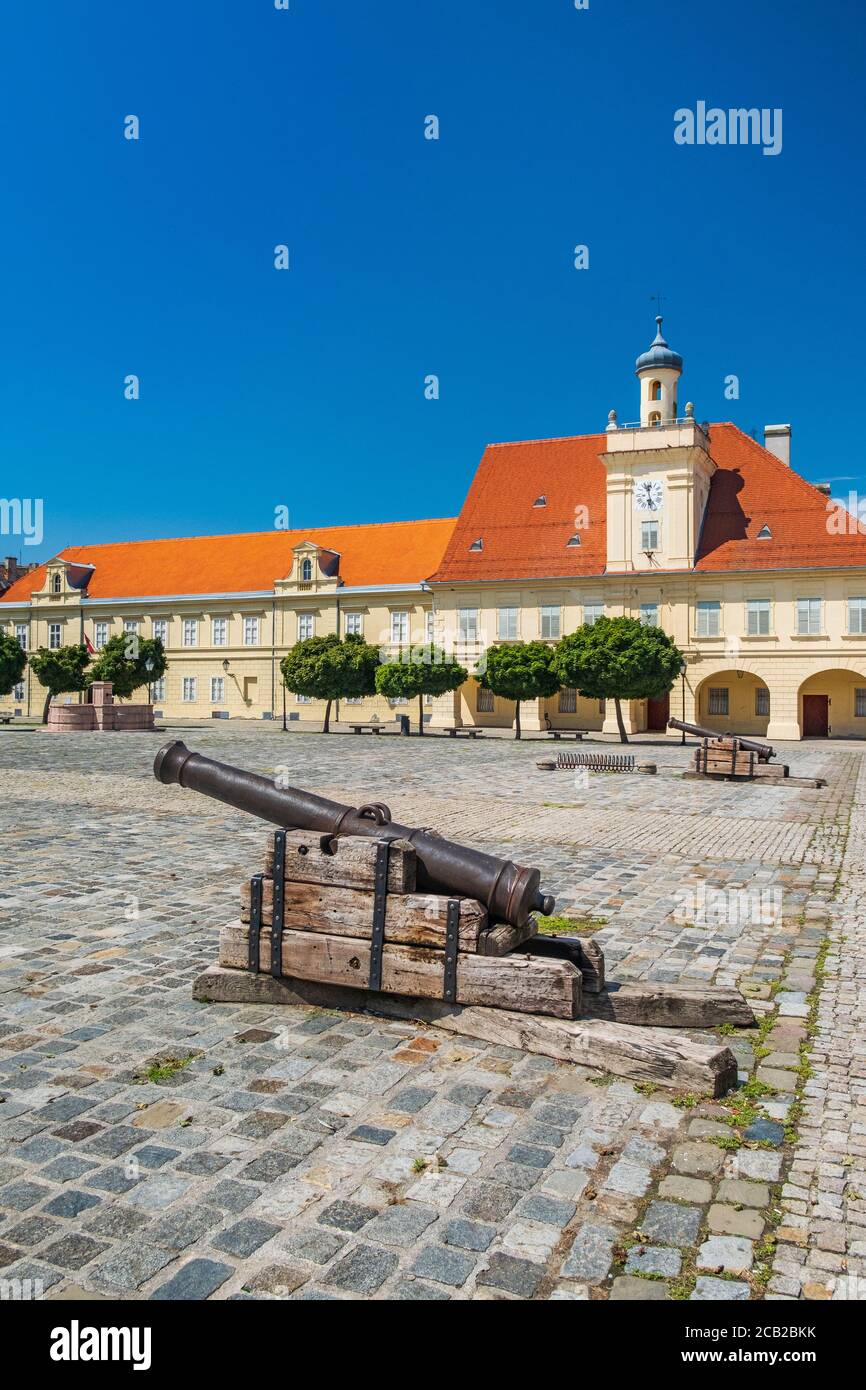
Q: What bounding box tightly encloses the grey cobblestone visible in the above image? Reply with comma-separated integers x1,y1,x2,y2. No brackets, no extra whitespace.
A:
0,729,860,1299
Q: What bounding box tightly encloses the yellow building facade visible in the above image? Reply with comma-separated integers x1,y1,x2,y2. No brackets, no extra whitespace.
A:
5,322,866,739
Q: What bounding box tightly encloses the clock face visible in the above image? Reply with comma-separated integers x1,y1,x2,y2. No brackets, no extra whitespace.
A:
634,479,664,512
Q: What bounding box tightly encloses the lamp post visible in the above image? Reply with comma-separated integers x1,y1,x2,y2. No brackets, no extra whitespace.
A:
679,658,687,744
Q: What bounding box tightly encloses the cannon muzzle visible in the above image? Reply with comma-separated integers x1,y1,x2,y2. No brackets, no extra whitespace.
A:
154,740,555,927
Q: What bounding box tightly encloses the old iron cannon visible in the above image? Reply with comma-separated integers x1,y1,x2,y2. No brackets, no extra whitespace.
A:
667,717,775,762
154,740,555,928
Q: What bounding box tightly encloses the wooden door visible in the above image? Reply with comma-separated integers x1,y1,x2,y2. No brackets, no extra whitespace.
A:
802,694,828,737
647,693,670,732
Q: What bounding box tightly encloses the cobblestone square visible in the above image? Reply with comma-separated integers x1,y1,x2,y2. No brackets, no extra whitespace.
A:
1,726,863,1300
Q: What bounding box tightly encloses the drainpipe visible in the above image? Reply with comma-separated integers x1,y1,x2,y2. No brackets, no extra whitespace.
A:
335,596,341,724
271,597,276,718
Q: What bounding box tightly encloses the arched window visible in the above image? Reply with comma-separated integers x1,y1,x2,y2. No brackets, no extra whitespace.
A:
51,573,62,593
649,412,662,427
300,557,313,582
650,381,662,401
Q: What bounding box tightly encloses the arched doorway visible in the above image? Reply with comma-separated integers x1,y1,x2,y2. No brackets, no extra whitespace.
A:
694,670,771,737
798,669,866,739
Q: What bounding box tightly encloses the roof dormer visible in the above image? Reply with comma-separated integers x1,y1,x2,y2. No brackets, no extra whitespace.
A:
276,540,343,594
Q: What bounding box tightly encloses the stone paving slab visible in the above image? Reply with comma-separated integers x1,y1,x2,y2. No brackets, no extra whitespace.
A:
0,728,859,1299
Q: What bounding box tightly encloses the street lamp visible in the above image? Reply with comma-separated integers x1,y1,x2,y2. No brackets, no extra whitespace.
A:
679,658,687,744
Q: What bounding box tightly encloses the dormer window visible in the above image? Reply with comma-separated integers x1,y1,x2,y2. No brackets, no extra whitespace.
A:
533,495,546,508
757,525,772,539
469,538,483,552
51,573,62,594
566,534,581,547
300,557,313,581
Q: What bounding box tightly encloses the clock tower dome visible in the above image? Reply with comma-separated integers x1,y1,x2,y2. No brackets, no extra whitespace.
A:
602,317,715,573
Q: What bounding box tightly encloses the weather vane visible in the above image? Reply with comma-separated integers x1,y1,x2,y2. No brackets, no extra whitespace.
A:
650,292,665,318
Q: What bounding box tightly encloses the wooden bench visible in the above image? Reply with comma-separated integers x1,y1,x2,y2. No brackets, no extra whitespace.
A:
0,714,13,725
348,724,385,735
443,727,483,738
545,729,587,741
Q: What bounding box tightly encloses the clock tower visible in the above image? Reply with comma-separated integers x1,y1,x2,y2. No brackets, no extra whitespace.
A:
602,317,715,573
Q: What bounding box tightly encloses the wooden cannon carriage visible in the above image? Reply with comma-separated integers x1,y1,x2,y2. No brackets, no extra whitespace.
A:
156,743,753,1097
670,718,825,788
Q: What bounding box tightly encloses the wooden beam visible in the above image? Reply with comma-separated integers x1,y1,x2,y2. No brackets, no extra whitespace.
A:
582,982,754,1029
263,831,416,893
241,878,490,952
515,934,605,993
193,964,736,1096
219,921,579,1018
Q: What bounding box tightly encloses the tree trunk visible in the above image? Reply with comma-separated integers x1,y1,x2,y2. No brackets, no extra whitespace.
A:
614,696,629,743
514,700,522,740
323,699,332,734
42,689,52,725
418,693,424,735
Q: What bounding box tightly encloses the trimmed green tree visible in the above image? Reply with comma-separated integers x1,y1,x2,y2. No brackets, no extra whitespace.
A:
28,644,91,724
479,640,560,739
280,633,380,733
87,634,167,699
0,631,27,700
551,615,683,743
375,644,468,734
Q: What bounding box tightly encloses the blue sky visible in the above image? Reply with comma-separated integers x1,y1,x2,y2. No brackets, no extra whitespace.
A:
4,0,866,561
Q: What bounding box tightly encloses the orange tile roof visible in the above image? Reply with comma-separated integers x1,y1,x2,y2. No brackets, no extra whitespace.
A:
693,424,866,571
429,422,866,582
429,433,609,583
0,518,456,604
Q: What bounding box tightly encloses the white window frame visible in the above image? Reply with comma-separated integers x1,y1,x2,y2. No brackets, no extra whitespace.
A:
639,604,658,627
152,618,168,644
210,676,225,703
243,616,260,647
746,599,771,637
296,693,312,704
641,520,660,551
457,608,478,642
13,681,25,701
498,607,518,641
182,619,199,648
696,601,721,638
344,612,363,637
94,621,109,649
426,610,434,642
297,613,314,641
390,610,410,644
848,598,866,636
211,617,227,647
797,598,823,636
49,623,62,650
583,603,604,626
540,605,561,640
123,619,139,634
15,623,27,650
182,677,197,702
150,676,166,701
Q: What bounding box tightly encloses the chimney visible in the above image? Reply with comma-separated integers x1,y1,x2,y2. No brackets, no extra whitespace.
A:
815,482,832,497
764,423,791,467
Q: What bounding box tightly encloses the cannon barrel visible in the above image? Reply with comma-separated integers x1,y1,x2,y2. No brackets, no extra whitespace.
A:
668,717,775,762
154,740,555,928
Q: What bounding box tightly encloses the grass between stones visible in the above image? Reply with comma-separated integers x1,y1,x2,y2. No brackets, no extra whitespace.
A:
535,913,608,936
